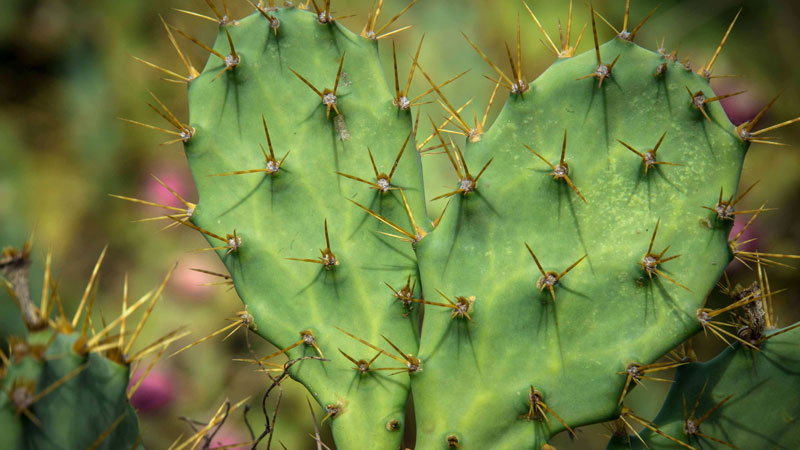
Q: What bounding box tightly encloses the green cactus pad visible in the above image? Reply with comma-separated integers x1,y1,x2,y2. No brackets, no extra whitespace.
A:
183,6,427,448
1,331,141,450
607,324,800,449
412,37,746,448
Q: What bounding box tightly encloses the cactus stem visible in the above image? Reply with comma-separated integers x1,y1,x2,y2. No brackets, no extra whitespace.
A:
524,130,587,203
619,406,696,450
525,242,587,302
618,132,682,175
698,8,742,79
519,386,576,437
286,220,340,269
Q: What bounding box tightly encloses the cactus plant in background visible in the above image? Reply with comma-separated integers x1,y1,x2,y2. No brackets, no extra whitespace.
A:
0,242,184,449
5,0,800,449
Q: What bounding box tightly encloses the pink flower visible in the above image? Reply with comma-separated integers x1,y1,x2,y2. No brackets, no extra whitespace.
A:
729,216,759,253
718,81,761,126
128,368,173,413
142,170,191,208
170,255,222,302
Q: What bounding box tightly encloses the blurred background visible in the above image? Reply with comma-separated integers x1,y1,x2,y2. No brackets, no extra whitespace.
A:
1,0,799,448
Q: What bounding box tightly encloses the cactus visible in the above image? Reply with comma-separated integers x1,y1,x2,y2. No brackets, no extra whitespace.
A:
108,1,800,449
607,324,800,449
0,243,181,449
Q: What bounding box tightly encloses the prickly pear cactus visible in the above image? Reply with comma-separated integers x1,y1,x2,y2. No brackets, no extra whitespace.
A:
607,324,800,449
120,1,800,449
411,26,748,450
179,5,427,448
1,243,175,449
